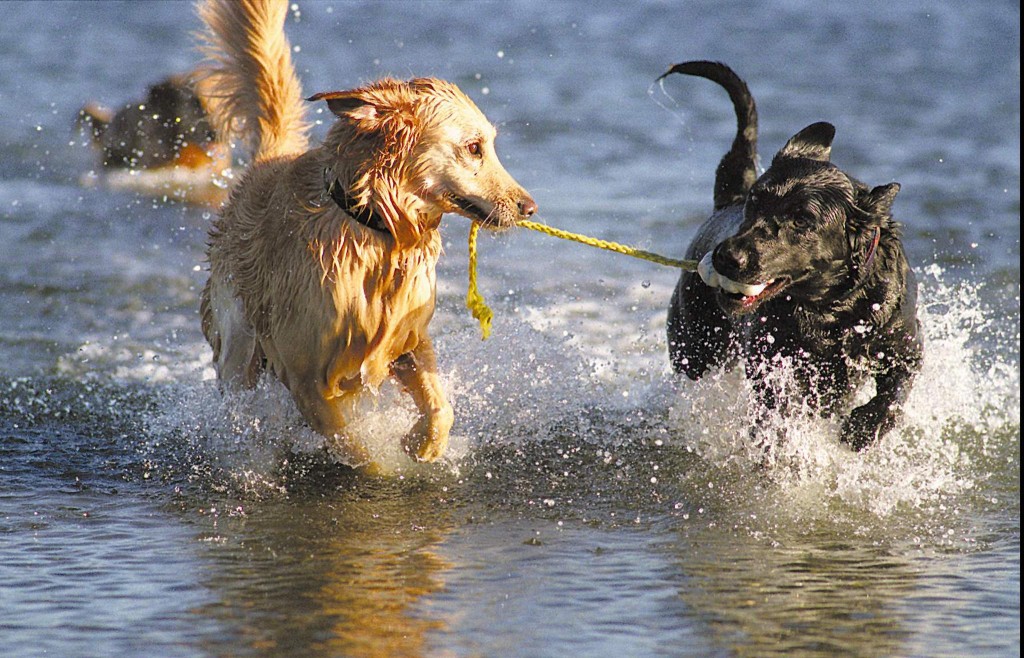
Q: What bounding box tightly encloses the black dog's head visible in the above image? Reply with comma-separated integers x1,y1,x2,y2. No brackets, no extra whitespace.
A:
699,122,900,316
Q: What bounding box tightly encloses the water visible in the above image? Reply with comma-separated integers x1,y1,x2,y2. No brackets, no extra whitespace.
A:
0,1,1019,656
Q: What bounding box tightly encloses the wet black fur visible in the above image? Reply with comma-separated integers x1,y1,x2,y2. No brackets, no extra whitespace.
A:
662,61,922,451
78,74,216,170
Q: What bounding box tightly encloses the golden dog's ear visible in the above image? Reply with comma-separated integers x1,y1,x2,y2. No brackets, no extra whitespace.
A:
307,90,378,124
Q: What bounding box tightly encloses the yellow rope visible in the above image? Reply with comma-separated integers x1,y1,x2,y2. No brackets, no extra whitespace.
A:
519,220,698,270
465,222,493,340
465,219,698,339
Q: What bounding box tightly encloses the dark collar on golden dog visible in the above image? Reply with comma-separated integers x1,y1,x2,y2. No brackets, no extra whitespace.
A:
325,173,390,234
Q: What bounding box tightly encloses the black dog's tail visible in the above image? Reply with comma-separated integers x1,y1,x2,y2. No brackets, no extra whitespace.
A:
658,60,758,210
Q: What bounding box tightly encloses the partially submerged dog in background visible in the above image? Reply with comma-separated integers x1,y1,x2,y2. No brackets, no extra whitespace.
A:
663,61,922,452
197,0,536,466
77,72,231,205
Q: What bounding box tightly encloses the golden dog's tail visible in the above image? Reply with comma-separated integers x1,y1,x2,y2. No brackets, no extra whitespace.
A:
196,0,309,161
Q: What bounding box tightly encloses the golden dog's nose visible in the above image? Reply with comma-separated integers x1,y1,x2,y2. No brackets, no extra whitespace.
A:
518,196,538,218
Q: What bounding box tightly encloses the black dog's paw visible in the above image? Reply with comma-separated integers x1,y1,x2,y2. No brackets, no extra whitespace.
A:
840,401,892,451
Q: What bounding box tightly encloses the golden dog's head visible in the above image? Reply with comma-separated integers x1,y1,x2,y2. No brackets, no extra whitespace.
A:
311,78,536,245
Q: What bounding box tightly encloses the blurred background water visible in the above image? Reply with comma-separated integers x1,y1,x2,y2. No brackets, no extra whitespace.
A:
0,1,1019,656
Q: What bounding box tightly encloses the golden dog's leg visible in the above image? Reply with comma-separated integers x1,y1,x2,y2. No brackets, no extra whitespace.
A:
392,337,454,462
291,383,375,467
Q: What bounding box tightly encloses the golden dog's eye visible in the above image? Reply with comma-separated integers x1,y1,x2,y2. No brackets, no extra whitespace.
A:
466,141,482,157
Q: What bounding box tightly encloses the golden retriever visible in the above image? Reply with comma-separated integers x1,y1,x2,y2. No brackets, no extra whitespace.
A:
196,0,537,466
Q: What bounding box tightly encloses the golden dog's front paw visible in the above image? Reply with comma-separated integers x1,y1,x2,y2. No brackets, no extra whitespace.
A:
402,405,454,462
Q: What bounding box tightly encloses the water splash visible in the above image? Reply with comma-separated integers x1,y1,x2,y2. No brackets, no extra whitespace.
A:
664,267,1018,522
123,266,1018,528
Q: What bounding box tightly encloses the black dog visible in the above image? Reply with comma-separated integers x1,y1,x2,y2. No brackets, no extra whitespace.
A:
77,72,232,205
663,61,922,451
78,72,218,171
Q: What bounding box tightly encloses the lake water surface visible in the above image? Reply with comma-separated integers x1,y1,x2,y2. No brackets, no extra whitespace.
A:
0,1,1019,656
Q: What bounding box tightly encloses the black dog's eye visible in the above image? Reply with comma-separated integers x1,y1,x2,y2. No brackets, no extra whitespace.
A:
792,211,818,229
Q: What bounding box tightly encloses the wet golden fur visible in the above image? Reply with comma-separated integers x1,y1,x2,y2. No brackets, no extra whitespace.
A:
197,0,536,465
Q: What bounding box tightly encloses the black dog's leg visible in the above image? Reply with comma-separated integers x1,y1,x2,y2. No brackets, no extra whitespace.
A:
841,362,918,451
745,360,777,456
668,271,737,379
841,312,923,451
746,331,849,461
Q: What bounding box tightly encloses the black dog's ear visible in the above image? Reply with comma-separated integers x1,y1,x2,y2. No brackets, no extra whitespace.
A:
773,122,835,164
848,182,900,257
859,182,900,217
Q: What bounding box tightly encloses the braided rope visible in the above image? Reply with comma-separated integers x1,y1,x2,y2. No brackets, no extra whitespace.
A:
519,220,698,271
465,219,698,339
465,222,493,340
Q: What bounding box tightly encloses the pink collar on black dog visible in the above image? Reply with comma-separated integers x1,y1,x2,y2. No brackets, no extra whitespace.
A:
861,226,882,273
